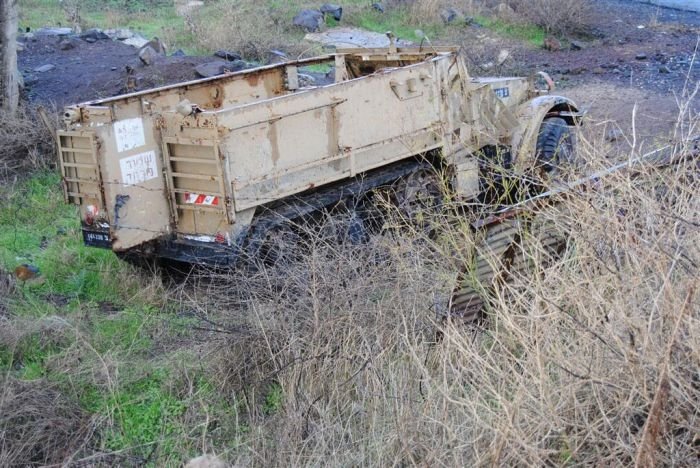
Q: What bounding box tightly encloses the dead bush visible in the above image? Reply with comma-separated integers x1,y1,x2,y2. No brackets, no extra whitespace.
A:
0,376,96,466
0,106,57,181
508,0,593,35
179,103,700,465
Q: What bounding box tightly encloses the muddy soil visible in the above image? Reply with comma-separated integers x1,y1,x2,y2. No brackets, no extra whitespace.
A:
18,35,217,107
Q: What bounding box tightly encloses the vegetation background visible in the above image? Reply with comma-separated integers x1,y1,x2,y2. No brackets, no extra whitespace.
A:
1,0,698,466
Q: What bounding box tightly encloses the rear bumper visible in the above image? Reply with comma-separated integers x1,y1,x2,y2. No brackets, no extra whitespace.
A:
82,225,112,249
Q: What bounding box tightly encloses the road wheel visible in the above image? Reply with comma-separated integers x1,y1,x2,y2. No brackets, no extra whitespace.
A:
535,117,575,175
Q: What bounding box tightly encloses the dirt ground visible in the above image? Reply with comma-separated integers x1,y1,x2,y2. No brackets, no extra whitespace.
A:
17,0,699,143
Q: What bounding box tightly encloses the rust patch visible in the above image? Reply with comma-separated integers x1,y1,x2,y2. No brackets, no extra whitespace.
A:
268,121,280,166
245,72,261,87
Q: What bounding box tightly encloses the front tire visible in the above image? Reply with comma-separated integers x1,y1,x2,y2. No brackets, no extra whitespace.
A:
535,117,575,175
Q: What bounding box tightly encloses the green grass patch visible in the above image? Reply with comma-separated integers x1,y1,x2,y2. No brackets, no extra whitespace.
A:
475,16,545,47
353,10,442,43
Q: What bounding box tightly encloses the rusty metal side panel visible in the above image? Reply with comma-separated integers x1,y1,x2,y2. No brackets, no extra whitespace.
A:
215,57,450,212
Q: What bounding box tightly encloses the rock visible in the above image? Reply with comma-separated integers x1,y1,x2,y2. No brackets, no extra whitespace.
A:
570,40,585,51
84,37,97,44
440,8,459,24
34,27,72,36
371,3,384,13
481,62,494,71
298,73,316,87
496,49,510,66
34,64,55,73
635,53,647,60
111,66,117,71
592,66,605,74
543,36,561,51
659,65,671,74
496,3,515,17
105,28,134,40
214,50,242,61
304,27,413,48
606,128,623,142
138,46,159,66
122,34,149,49
171,49,186,57
184,454,228,468
464,16,475,25
80,28,110,42
320,4,343,21
22,32,35,40
16,41,25,52
228,60,249,72
23,74,38,87
601,63,618,69
568,66,587,75
143,37,166,55
58,37,78,50
194,61,248,78
268,49,288,63
293,9,324,32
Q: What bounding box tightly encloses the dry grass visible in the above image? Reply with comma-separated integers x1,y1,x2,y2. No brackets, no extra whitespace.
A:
173,103,700,465
0,376,96,466
181,0,312,61
508,0,594,35
0,106,56,181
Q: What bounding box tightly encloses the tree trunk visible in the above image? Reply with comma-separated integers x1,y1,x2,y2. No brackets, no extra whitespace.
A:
0,0,19,113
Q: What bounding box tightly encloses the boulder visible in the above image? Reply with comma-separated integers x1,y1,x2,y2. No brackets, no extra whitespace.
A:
34,27,72,37
58,37,79,50
214,50,242,61
138,46,159,66
122,34,149,49
440,8,459,24
635,53,647,60
320,4,343,21
80,28,110,42
194,60,248,78
371,3,384,13
293,9,324,32
105,28,135,40
496,49,510,66
34,64,56,73
143,37,166,55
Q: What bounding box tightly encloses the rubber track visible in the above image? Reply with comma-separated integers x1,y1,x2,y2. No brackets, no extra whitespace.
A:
448,211,567,322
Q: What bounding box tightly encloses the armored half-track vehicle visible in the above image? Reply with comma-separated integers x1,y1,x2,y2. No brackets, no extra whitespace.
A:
56,45,584,319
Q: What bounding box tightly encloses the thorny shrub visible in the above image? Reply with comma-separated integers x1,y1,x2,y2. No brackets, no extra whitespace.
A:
178,104,699,465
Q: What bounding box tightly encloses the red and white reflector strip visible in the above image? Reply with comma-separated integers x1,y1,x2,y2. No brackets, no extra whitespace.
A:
184,193,219,206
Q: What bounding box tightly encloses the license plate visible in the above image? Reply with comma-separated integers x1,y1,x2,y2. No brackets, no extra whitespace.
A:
82,229,112,248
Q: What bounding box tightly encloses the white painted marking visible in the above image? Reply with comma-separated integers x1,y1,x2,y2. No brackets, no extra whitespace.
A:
119,150,158,186
114,118,146,153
